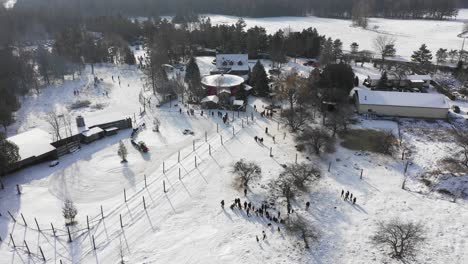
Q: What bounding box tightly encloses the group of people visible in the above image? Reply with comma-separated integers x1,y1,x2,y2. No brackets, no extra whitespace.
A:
73,90,81,96
254,136,264,144
341,190,357,204
260,110,274,118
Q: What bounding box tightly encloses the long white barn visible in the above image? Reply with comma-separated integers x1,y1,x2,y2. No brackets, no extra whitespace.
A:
355,90,449,119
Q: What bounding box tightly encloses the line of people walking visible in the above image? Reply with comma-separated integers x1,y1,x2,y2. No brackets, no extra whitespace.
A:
341,189,357,204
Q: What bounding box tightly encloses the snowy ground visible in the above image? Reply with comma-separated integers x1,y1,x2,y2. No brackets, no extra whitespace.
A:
1,58,468,263
207,10,468,61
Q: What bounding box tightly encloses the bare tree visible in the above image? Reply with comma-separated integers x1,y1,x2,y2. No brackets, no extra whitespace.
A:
44,111,63,141
378,130,399,156
297,127,335,156
232,159,261,188
452,128,468,167
372,218,426,260
281,163,320,190
373,35,396,69
285,215,320,249
325,105,353,137
269,173,294,204
62,199,78,225
118,141,128,162
275,72,311,132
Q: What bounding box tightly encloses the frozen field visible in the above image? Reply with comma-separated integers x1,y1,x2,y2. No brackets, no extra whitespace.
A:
208,10,468,61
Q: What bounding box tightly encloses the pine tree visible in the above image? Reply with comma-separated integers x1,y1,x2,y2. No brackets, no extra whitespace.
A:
350,42,359,54
118,141,128,162
123,46,136,65
332,39,343,61
184,57,203,102
411,44,433,65
250,60,269,96
0,132,20,175
435,48,448,65
377,71,389,89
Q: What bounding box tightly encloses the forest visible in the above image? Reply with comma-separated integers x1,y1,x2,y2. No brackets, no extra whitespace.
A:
12,0,460,19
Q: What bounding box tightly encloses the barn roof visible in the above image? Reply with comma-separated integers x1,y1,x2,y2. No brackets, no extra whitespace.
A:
357,90,449,109
7,128,55,161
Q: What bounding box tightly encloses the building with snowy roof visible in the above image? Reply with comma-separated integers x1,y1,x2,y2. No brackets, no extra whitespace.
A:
213,54,250,77
365,74,432,88
6,128,58,171
355,90,449,119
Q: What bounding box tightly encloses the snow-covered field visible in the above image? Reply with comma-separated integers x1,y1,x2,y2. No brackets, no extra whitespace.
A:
207,10,468,61
0,60,467,263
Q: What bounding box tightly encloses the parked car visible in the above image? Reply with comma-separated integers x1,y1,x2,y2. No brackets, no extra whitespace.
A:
49,160,60,167
453,105,461,114
138,141,149,152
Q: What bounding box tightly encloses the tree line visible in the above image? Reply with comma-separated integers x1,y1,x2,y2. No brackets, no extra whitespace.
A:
12,0,459,19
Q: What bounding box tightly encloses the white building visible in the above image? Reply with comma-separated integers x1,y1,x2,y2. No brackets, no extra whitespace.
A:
214,54,249,76
355,90,449,119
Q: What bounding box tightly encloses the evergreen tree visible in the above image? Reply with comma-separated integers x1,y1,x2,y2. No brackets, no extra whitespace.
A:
350,42,359,54
332,39,343,61
320,37,334,66
123,46,136,65
0,132,20,175
377,71,389,89
184,57,203,101
411,44,433,65
435,48,448,65
118,140,128,162
250,60,269,96
62,199,78,225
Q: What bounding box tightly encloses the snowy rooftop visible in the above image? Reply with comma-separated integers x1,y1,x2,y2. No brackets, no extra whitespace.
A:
201,74,244,88
7,128,55,161
201,95,219,104
216,54,249,71
357,90,449,109
368,74,432,81
82,127,104,137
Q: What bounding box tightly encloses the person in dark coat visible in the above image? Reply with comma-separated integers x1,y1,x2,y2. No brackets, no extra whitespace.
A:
306,201,310,210
277,211,281,218
265,127,268,134
345,191,349,200
244,189,247,196
262,231,266,240
254,136,258,142
350,193,353,200
256,235,259,242
244,201,247,209
341,189,344,197
353,197,356,204
221,200,225,208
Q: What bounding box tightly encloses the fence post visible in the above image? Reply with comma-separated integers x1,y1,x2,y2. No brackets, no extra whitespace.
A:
179,168,181,180
10,233,15,248
24,240,30,255
21,213,27,226
51,223,56,236
39,246,46,261
163,180,166,193
295,153,298,164
143,196,146,210
360,169,363,180
16,184,21,195
242,120,244,128
67,226,72,242
124,189,127,203
178,151,180,163
251,112,254,121
163,161,165,173
144,175,147,188
277,121,280,130
34,218,41,232
92,235,96,250
8,211,16,222
120,214,123,228
217,123,219,133
220,135,223,145
232,126,235,136
209,144,211,156
86,215,90,230
270,147,272,157
101,205,104,219
193,140,195,151
195,156,197,168
205,131,207,142
328,162,332,172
